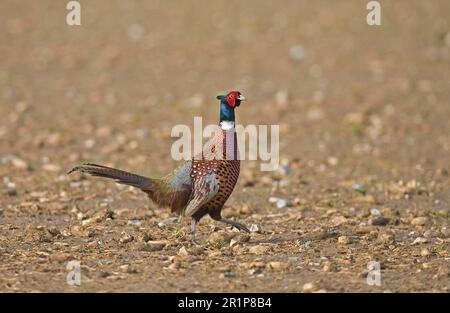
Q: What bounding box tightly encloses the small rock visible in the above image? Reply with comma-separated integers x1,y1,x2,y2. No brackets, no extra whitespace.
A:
248,268,263,276
249,245,270,255
422,262,432,269
302,282,319,293
50,252,71,263
355,225,373,234
275,90,289,107
165,263,180,271
378,233,394,243
119,264,138,274
119,232,133,244
354,195,375,204
247,261,266,269
440,227,449,238
411,237,428,245
420,248,430,257
338,235,350,245
47,227,60,237
331,215,347,227
369,217,390,226
370,208,381,217
344,112,365,124
353,183,368,194
276,199,288,209
42,163,61,172
235,234,250,243
219,272,235,279
423,230,436,239
9,156,29,169
217,265,232,272
322,261,333,272
269,197,289,208
436,265,449,278
266,261,290,271
207,232,233,248
249,224,261,233
127,220,142,226
138,241,166,252
178,246,189,257
326,156,339,166
289,44,305,61
411,217,428,226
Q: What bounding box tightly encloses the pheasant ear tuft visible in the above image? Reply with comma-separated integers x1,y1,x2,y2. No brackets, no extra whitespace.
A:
216,95,225,100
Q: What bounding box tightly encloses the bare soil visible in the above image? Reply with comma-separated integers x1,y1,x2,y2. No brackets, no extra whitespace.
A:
0,1,449,292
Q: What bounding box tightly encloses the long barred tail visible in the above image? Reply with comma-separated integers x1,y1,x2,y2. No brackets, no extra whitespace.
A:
68,163,152,191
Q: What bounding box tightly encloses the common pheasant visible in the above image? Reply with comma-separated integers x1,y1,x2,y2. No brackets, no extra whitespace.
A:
68,91,249,243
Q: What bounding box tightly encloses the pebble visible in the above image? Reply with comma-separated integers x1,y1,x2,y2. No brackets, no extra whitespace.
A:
50,252,71,263
345,112,365,124
331,215,348,227
275,90,289,107
302,282,319,293
178,246,189,257
127,220,142,227
238,233,251,242
42,163,61,172
440,227,449,238
378,233,394,243
119,232,134,244
411,237,428,245
354,195,375,204
289,44,305,61
353,183,368,194
138,240,166,252
249,245,270,255
370,208,381,217
322,261,333,272
369,217,390,226
47,227,60,237
249,224,261,233
268,197,289,209
423,230,436,239
420,248,430,257
219,272,235,279
207,232,233,248
2,154,29,170
338,236,351,245
355,226,373,234
411,217,428,226
266,261,290,271
119,264,138,274
276,199,288,209
327,156,339,166
248,268,263,276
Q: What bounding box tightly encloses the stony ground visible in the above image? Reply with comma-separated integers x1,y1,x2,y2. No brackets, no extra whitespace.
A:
0,1,449,292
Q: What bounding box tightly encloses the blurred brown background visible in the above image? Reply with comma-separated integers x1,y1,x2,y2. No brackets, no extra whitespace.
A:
0,1,449,292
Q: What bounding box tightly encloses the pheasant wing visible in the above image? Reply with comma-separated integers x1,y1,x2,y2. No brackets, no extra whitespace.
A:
184,171,219,217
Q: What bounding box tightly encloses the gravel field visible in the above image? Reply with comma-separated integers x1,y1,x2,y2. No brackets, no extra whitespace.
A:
0,1,449,292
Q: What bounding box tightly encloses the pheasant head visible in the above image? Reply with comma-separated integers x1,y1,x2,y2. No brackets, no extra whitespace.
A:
216,91,246,126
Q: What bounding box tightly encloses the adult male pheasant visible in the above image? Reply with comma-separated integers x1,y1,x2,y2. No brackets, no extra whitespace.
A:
68,91,249,242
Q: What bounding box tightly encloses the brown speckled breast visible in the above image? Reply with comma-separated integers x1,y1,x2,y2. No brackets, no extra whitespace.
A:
190,128,240,217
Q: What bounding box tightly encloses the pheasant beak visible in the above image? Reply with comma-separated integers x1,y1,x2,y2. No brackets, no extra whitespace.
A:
237,94,246,101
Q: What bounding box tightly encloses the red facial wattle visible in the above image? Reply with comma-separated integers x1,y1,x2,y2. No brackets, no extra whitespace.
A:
227,95,237,107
